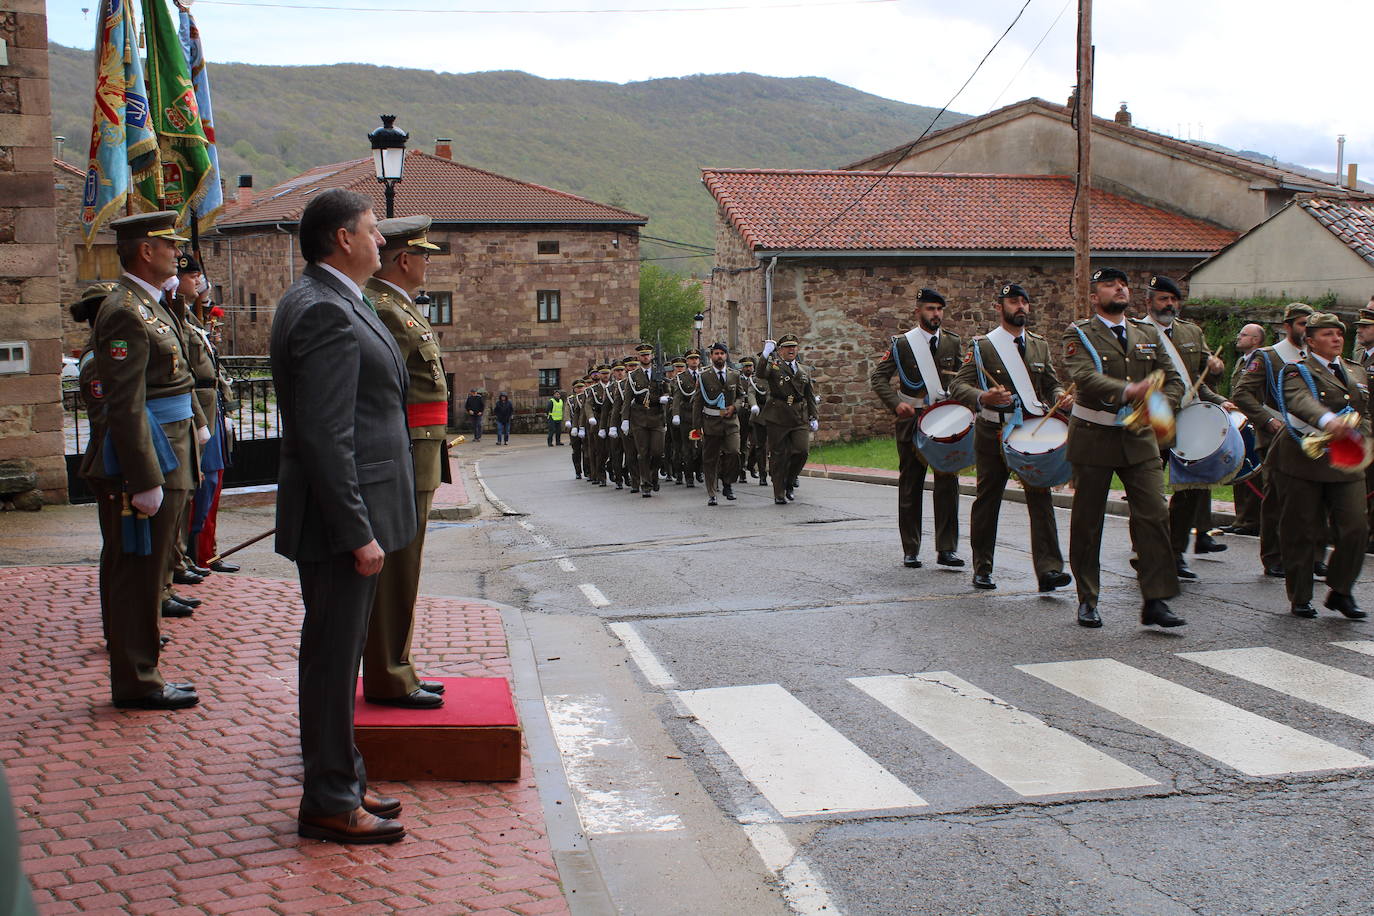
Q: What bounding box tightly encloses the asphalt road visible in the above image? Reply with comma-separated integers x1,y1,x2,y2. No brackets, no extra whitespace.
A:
474,437,1374,916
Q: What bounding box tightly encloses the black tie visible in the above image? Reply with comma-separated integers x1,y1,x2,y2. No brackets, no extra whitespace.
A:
1333,361,1348,386
1015,336,1026,358
719,370,726,386
929,335,939,357
1164,326,1173,339
1112,326,1127,350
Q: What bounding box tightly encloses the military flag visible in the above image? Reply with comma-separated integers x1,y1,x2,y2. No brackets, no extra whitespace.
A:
81,0,162,246
176,1,223,229
142,0,214,230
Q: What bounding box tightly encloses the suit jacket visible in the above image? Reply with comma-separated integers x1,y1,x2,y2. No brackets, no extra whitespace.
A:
1271,353,1372,482
270,264,416,561
692,366,747,433
755,355,818,429
869,328,963,441
949,330,1063,420
1062,316,1184,467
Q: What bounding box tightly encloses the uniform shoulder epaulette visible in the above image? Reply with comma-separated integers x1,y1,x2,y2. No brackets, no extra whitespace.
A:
1128,316,1151,326
1070,317,1092,328
1026,330,1046,340
1175,316,1200,329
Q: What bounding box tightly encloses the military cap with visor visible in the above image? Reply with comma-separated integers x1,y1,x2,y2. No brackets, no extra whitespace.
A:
776,333,800,347
635,341,655,354
684,347,703,359
110,210,188,243
1306,312,1346,334
378,215,441,253
1356,308,1374,327
1283,302,1315,322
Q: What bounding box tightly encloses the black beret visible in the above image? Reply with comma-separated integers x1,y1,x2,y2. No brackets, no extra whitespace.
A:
1147,275,1182,297
998,282,1030,301
176,252,202,274
709,341,729,354
1090,267,1129,284
916,288,946,306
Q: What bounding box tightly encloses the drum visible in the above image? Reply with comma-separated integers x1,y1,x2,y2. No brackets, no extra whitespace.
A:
914,401,975,474
1002,416,1071,489
1168,402,1245,488
1228,410,1262,482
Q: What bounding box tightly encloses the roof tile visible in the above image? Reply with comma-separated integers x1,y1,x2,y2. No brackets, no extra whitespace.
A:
1298,197,1374,267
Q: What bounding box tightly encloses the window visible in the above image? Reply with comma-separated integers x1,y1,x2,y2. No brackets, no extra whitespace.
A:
537,240,559,255
537,289,561,323
249,292,257,323
428,291,452,325
538,369,561,397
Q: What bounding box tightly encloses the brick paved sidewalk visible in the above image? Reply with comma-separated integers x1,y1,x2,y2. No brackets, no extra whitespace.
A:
0,566,568,916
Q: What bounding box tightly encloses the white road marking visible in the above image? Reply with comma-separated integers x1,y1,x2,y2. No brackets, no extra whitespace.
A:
850,672,1157,796
743,824,844,916
579,583,610,607
1179,647,1374,726
1018,658,1372,777
1333,640,1374,659
542,694,684,835
557,557,577,572
608,622,677,689
676,683,927,818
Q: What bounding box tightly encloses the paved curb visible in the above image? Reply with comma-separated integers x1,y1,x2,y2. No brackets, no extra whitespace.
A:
430,502,481,520
214,483,480,520
801,466,1239,526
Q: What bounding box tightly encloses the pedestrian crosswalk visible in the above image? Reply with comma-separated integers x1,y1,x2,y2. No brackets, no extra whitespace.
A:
656,641,1374,821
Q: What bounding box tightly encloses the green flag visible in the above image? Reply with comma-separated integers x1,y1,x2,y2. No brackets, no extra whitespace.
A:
141,0,213,229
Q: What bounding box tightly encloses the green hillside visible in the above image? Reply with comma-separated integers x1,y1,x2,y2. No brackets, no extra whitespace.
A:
48,43,964,265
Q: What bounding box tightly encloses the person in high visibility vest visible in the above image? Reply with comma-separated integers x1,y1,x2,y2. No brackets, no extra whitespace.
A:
547,391,565,446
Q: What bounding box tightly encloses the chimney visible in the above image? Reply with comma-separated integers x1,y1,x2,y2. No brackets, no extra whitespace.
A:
237,174,254,206
435,138,453,160
1115,102,1132,127
1350,164,1360,190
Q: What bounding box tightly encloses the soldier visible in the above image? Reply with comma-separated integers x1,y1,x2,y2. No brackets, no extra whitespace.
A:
868,288,963,568
736,356,756,484
664,357,686,483
626,342,669,497
1138,275,1236,578
567,379,586,479
606,361,629,490
756,333,819,505
617,356,642,493
362,215,449,708
1063,268,1185,629
1222,322,1266,536
1354,310,1374,553
693,342,747,506
671,351,702,488
949,283,1073,591
1273,312,1370,619
746,357,770,487
82,211,207,710
1233,303,1316,578
585,366,611,486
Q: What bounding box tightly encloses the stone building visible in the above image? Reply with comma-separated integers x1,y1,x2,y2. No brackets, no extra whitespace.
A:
0,2,64,504
702,168,1237,442
209,147,646,405
54,157,117,355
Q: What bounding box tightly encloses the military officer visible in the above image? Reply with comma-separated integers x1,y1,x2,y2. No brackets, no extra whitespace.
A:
1063,268,1185,629
606,361,629,490
567,379,586,479
736,356,756,484
756,333,819,505
625,342,669,497
664,357,686,483
671,350,702,487
1223,322,1267,536
746,357,770,487
359,215,449,708
82,211,207,709
868,288,963,567
1138,275,1235,578
1272,312,1370,618
585,366,611,486
1232,303,1315,577
949,283,1073,591
693,342,747,506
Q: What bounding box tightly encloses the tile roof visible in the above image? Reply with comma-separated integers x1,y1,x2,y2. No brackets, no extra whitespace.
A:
217,150,646,229
1298,197,1374,267
702,169,1238,253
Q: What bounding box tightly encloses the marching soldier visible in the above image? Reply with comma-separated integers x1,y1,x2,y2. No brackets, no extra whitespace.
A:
568,379,586,479
1138,275,1235,579
747,357,770,487
664,358,685,483
671,351,702,488
625,342,669,497
362,215,449,708
585,366,611,486
693,342,747,506
1233,303,1315,578
1355,309,1374,553
618,356,642,493
82,212,207,710
737,356,756,484
756,333,819,505
1272,312,1370,619
1063,268,1185,629
606,361,629,490
868,288,963,568
1223,323,1266,536
949,283,1072,591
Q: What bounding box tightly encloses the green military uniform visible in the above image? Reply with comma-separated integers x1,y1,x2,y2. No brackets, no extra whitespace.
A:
1229,354,1263,531
568,382,586,478
80,213,204,704
586,370,612,485
606,368,629,489
756,335,818,503
1062,307,1184,611
626,344,668,497
868,323,962,561
693,349,748,502
1272,317,1371,612
362,217,447,701
671,358,701,487
746,366,770,486
1357,310,1374,551
663,361,684,483
949,322,1066,583
72,284,118,642
736,358,756,483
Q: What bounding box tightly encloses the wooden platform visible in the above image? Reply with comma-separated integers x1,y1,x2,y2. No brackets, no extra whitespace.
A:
354,677,522,781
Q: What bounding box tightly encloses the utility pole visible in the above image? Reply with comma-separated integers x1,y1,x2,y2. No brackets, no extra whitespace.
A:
1072,0,1093,318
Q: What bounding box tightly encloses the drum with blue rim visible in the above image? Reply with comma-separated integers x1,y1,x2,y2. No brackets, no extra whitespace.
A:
1168,402,1245,488
914,401,975,474
1002,416,1072,489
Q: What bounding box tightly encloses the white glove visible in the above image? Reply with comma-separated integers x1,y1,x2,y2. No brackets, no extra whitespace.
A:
671,415,681,427
564,420,571,429
621,420,630,434
608,427,618,439
809,419,819,432
588,416,597,426
196,425,211,446
750,404,760,416
578,427,585,438
659,395,670,405
131,485,164,516
598,429,606,439
762,339,777,358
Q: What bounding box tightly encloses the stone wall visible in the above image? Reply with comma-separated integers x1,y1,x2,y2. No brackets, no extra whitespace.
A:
54,158,119,355
0,3,65,503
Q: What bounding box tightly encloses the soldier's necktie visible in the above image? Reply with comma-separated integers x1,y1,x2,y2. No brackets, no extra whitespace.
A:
719,370,726,386
1165,326,1173,339
1333,361,1348,386
929,335,939,357
1015,336,1026,359
1112,325,1127,350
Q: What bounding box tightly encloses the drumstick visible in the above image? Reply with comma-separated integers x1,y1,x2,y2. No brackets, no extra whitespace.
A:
1183,369,1208,404
205,527,276,565
1030,383,1076,435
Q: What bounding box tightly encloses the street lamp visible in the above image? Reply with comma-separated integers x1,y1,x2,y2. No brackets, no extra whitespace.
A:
693,311,705,349
368,114,409,218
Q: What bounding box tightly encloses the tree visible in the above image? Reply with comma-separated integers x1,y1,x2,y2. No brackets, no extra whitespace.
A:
639,264,704,357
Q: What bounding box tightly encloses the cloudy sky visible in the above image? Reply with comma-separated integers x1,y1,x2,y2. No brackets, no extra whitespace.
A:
44,0,1367,174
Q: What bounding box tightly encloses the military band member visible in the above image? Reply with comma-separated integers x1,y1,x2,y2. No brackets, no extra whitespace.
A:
82,212,206,709
1223,322,1267,536
756,333,818,505
868,288,963,568
671,351,702,487
362,215,449,708
568,379,586,479
1063,268,1185,629
1272,312,1370,618
694,342,747,506
949,283,1072,591
1355,309,1374,553
1233,303,1314,577
747,358,770,487
626,343,669,497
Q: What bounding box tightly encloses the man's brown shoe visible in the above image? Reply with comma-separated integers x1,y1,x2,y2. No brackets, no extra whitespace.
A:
362,792,401,819
298,807,404,844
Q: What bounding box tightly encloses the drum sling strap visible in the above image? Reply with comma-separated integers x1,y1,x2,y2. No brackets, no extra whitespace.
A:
1276,360,1348,444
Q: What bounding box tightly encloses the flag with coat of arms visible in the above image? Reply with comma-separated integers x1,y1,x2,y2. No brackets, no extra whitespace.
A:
176,0,223,229
142,0,215,231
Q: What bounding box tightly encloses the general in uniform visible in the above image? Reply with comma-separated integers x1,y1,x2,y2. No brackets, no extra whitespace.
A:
693,342,747,505
756,334,819,505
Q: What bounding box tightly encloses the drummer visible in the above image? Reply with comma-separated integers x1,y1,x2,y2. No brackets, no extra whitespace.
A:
1221,323,1267,537
1063,268,1186,629
950,283,1074,591
1136,275,1237,580
869,288,965,569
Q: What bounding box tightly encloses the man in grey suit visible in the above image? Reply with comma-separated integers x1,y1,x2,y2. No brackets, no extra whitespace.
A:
270,189,416,844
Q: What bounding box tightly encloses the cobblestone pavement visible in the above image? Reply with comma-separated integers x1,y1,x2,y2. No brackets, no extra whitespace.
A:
0,566,568,916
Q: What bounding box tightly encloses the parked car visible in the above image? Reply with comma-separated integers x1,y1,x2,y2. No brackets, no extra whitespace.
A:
61,355,79,380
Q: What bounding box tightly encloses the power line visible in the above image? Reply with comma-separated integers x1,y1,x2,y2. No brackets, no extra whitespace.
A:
197,0,897,14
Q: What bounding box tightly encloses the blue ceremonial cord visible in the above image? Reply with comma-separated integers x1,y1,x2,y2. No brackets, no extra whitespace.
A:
972,339,1022,439
697,373,726,409
1276,361,1351,445
1073,325,1103,373
891,337,925,393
